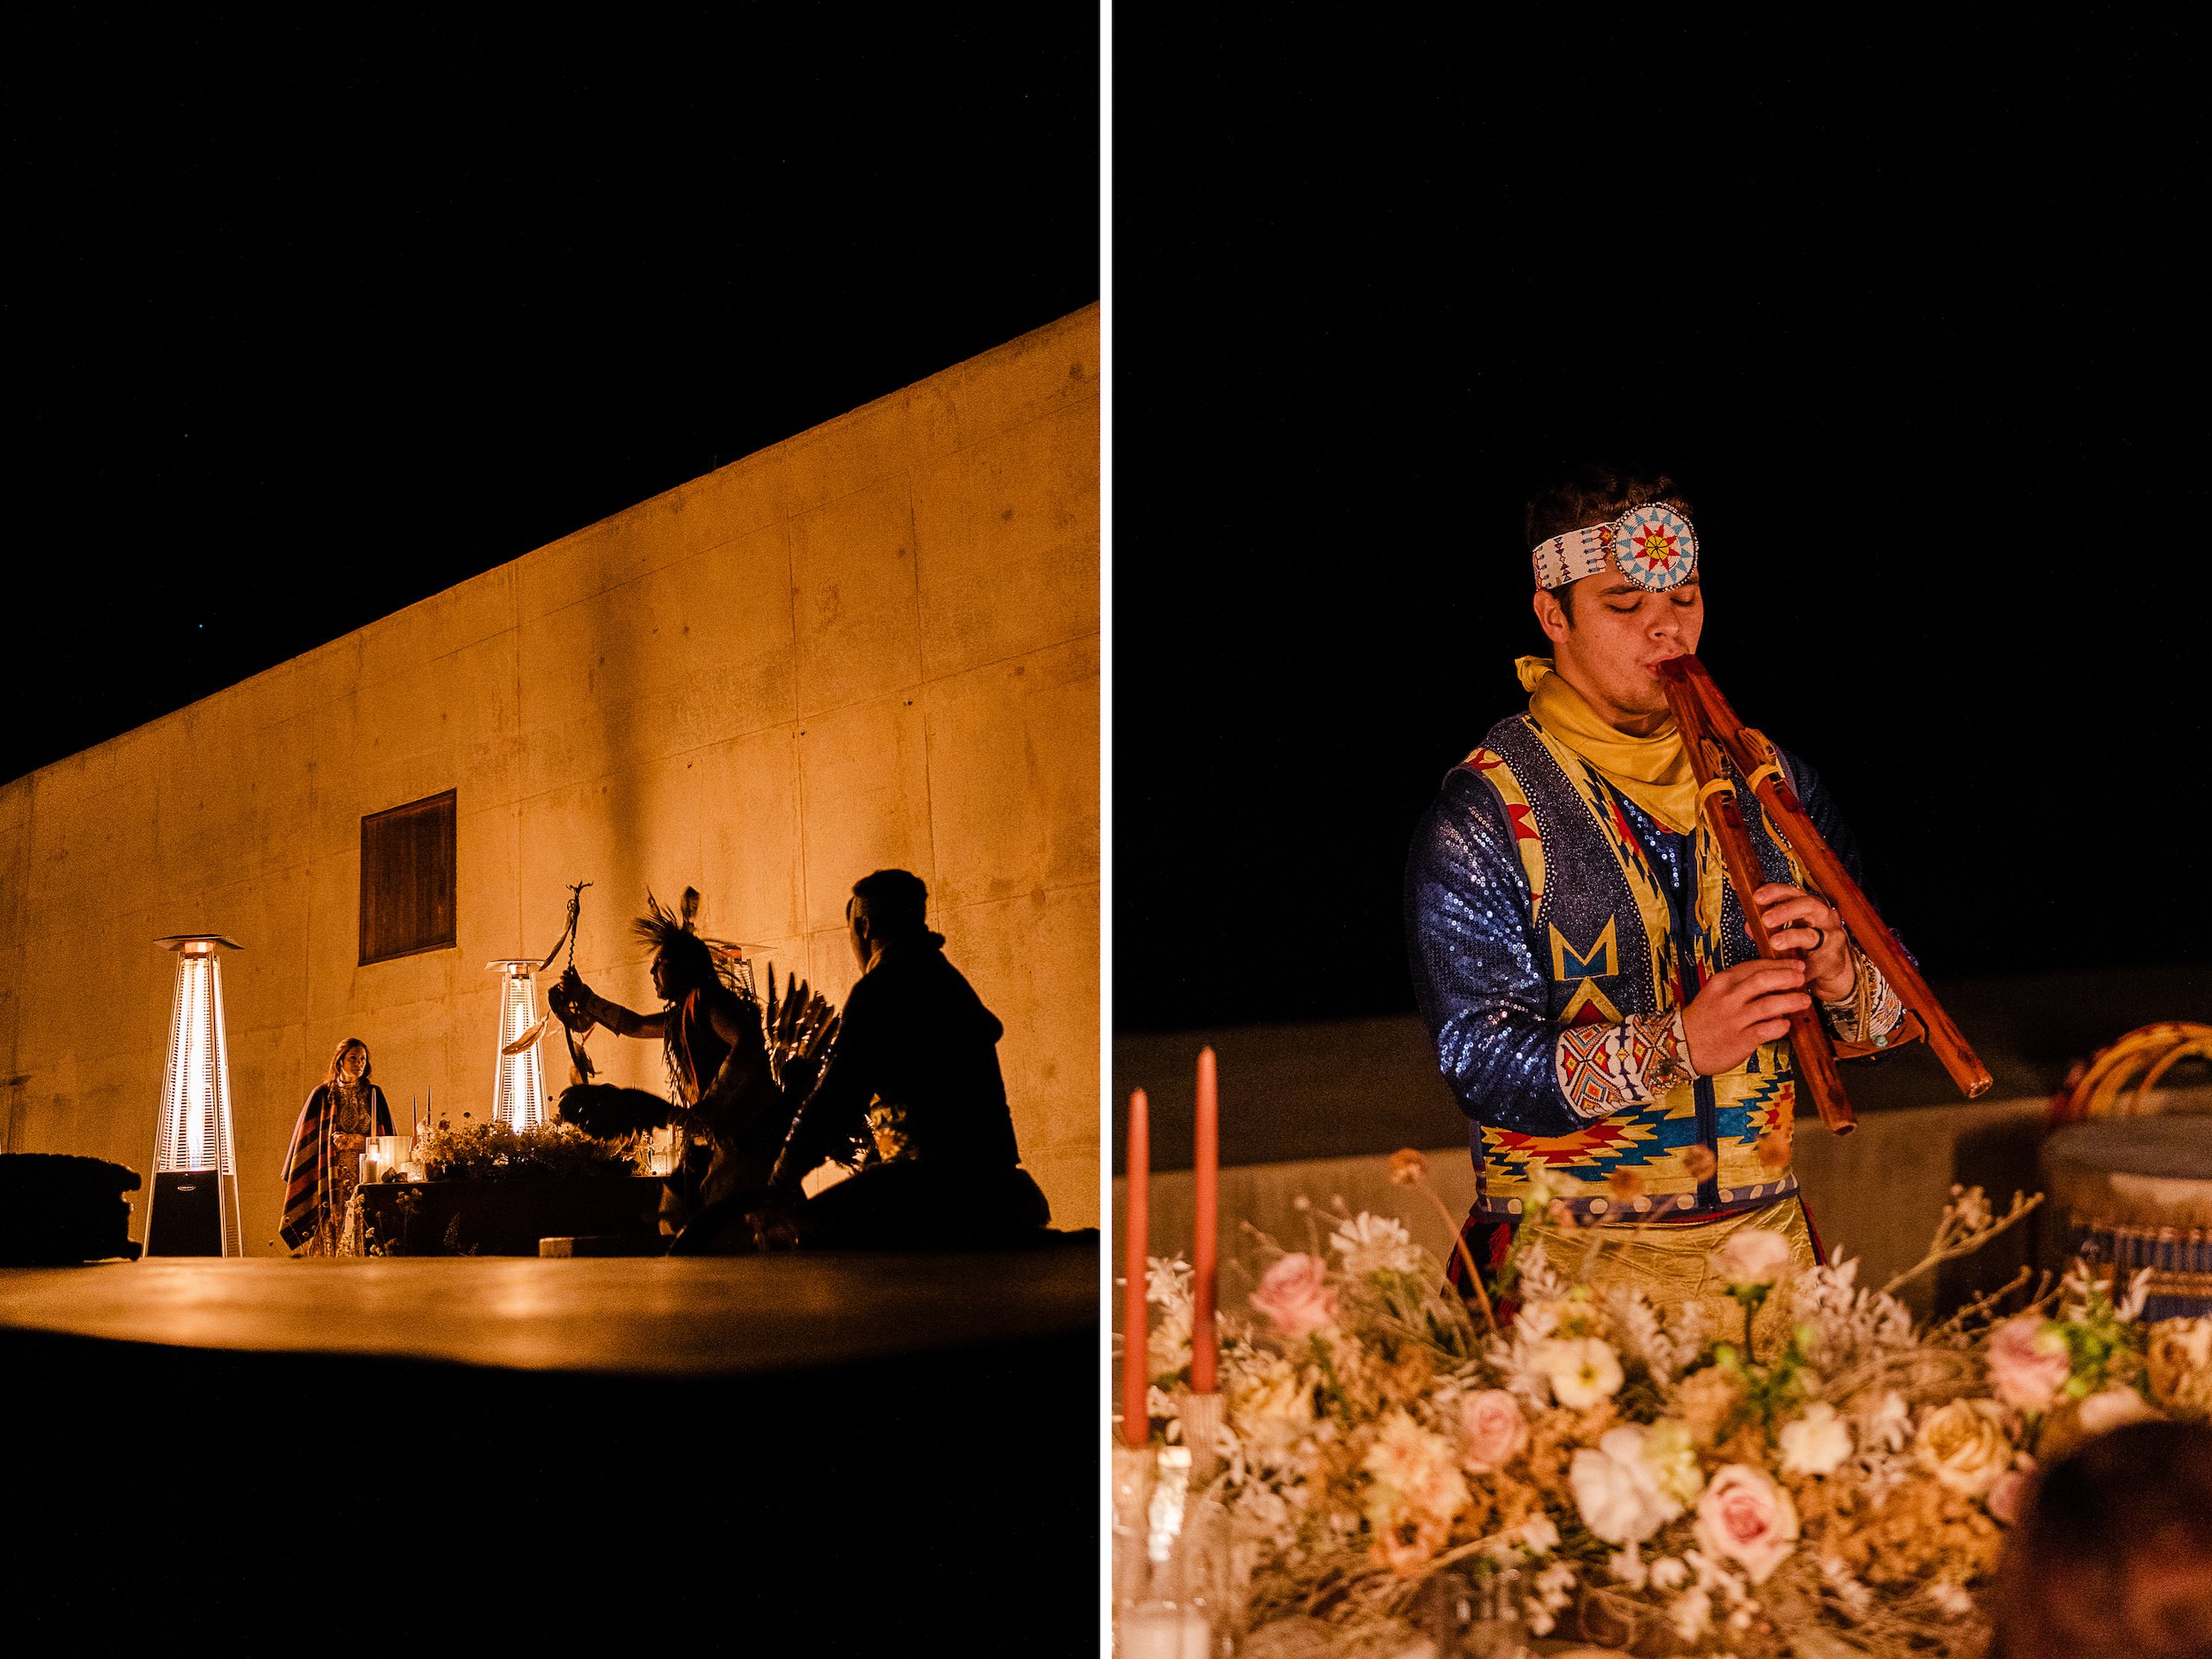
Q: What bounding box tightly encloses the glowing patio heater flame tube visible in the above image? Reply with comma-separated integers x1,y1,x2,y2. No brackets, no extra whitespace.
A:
147,935,244,1256
488,960,547,1133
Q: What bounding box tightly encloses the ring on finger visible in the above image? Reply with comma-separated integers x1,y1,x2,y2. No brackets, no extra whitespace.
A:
1807,926,1825,951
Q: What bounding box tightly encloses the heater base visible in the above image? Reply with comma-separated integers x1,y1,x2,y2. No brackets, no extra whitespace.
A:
146,1170,225,1256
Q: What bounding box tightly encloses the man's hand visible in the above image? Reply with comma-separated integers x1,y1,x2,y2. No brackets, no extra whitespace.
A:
553,966,603,1033
1752,883,1855,1002
1681,959,1812,1078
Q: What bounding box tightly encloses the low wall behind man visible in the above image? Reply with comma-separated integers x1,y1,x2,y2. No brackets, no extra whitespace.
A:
0,306,1102,1247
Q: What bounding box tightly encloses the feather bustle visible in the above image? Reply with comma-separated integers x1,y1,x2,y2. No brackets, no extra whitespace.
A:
556,1084,672,1139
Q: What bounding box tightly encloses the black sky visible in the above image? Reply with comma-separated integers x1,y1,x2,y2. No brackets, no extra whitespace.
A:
9,12,1098,784
13,16,2209,1041
1112,17,2212,1032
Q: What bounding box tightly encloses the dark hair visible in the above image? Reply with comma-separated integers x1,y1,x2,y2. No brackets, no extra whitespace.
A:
651,930,718,997
322,1039,373,1091
850,869,929,938
1525,464,1692,622
631,887,726,1002
1990,1419,2212,1659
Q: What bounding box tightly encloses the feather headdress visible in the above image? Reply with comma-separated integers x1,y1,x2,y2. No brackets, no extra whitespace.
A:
633,886,752,998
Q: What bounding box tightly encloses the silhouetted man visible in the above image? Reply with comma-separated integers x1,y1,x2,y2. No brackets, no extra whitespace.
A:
772,869,1049,1248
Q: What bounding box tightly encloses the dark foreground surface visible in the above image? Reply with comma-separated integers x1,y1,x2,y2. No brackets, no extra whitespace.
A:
3,1250,1098,1649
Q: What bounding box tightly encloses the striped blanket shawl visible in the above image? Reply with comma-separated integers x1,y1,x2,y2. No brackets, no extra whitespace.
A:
279,1083,393,1252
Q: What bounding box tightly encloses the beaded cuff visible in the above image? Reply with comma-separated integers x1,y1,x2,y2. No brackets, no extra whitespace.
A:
1821,942,1904,1045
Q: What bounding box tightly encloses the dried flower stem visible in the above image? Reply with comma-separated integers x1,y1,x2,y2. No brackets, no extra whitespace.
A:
1381,1526,1517,1602
1880,1190,2041,1299
1926,1264,2036,1340
1401,1166,1495,1336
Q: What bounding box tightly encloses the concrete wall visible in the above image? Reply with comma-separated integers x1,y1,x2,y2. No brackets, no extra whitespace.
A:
0,306,1101,1247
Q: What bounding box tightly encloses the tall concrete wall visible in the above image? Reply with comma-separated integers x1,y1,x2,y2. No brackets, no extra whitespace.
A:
0,306,1101,1248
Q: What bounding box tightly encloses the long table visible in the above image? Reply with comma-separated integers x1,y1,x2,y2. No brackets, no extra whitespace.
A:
354,1172,667,1255
1,1241,1099,1642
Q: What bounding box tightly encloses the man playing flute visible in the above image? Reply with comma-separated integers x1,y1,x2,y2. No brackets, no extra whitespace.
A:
1403,464,1910,1314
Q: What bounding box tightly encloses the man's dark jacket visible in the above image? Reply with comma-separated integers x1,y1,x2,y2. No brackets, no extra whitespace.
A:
778,933,1022,1179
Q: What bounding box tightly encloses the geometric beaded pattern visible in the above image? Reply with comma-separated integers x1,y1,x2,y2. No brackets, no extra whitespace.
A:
1531,503,1699,593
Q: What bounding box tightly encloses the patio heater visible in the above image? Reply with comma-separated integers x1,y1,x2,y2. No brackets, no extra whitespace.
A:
488,958,548,1133
145,935,244,1256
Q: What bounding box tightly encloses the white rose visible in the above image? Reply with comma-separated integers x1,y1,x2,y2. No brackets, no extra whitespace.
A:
1914,1399,2015,1500
1569,1425,1683,1545
1226,1351,1314,1448
1517,1514,1559,1555
2078,1385,2159,1436
1538,1337,1624,1409
1711,1227,1795,1287
1778,1401,1854,1477
1640,1419,1707,1507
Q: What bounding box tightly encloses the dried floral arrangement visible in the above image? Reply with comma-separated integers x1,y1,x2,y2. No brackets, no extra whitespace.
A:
1125,1152,2212,1657
416,1118,641,1183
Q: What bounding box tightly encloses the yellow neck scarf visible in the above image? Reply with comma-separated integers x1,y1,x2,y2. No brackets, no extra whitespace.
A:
1516,655,1699,834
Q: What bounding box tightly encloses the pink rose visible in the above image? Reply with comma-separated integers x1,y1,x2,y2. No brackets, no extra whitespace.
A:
1711,1228,1795,1287
1251,1252,1338,1339
1459,1389,1530,1473
1986,1466,2032,1525
1986,1315,2071,1412
1694,1463,1800,1585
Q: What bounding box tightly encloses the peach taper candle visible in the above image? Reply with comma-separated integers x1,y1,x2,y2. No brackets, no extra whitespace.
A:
1122,1087,1151,1447
1192,1046,1218,1394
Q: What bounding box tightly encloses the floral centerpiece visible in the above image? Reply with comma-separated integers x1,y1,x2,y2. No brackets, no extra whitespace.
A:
417,1118,641,1182
1125,1152,2212,1657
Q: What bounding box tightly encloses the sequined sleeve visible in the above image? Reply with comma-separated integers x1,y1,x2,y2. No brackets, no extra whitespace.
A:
1406,769,1655,1137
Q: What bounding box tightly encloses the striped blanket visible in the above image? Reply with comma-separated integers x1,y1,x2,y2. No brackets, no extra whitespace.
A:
279,1084,393,1253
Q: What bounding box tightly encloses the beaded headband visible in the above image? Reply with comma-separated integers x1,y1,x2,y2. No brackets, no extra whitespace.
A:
1531,502,1698,593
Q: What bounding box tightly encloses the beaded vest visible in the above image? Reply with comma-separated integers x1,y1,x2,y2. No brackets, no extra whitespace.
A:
1461,712,1807,1223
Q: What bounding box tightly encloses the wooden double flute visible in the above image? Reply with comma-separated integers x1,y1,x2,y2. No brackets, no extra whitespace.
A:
1655,654,1993,1137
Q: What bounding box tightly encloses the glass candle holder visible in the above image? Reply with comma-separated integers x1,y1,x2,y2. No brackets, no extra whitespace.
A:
1411,1558,1529,1659
1112,1443,1156,1619
1118,1599,1212,1659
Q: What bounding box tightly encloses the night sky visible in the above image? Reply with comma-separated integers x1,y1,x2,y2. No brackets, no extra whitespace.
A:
10,12,1098,784
12,18,2209,1046
1113,19,2212,1032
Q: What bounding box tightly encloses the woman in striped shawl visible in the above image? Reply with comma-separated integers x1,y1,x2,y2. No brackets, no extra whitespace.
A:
279,1039,394,1254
